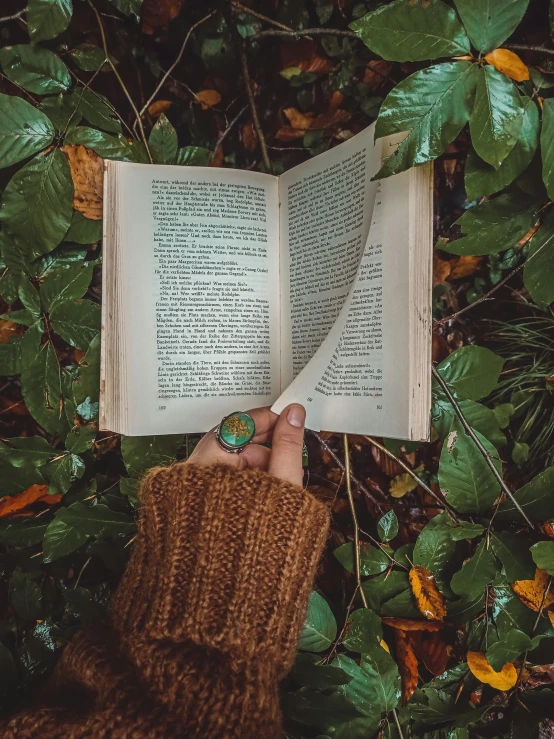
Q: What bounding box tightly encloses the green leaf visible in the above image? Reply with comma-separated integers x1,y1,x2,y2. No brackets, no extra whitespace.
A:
0,460,45,495
0,436,56,467
434,520,484,541
0,341,21,375
120,434,183,477
469,65,524,170
377,510,398,542
380,587,421,618
175,146,212,166
18,279,41,315
108,0,143,16
374,61,478,178
361,643,401,714
149,114,178,165
413,512,459,592
349,0,469,62
40,263,93,313
361,571,410,611
299,591,337,652
450,539,498,599
21,343,66,435
465,96,539,199
496,466,554,522
493,402,515,429
50,299,100,350
46,453,85,494
0,94,55,170
10,568,43,620
73,89,121,134
119,477,140,508
542,99,554,201
0,643,17,692
435,345,504,401
342,608,382,652
283,689,363,734
530,541,554,576
486,629,534,671
27,0,73,42
440,192,539,256
72,333,100,406
524,211,554,309
453,0,530,53
42,517,88,562
490,532,536,582
69,44,116,72
0,150,74,258
290,654,352,692
512,441,529,464
334,542,389,576
64,211,102,244
332,653,384,724
0,519,48,547
432,398,506,448
64,126,138,161
438,417,501,513
0,44,71,94
39,93,81,131
56,501,135,538
65,426,96,454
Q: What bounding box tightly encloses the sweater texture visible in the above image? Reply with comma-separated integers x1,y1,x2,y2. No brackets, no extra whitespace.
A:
2,463,329,738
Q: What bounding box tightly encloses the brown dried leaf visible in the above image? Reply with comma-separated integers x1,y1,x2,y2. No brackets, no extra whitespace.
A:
363,60,393,91
467,650,518,690
283,107,314,130
275,126,305,142
433,254,451,285
141,0,183,34
0,318,22,344
61,145,103,221
280,39,333,76
449,256,483,279
195,89,221,110
409,565,447,621
395,630,419,704
382,617,443,632
242,120,258,152
0,484,50,518
417,631,449,676
148,100,172,118
484,49,530,82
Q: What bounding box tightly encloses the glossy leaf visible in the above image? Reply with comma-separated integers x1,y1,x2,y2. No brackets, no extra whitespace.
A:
541,99,554,201
40,263,93,312
120,434,183,478
465,96,539,199
469,65,524,169
299,591,337,652
374,62,478,178
149,114,178,164
409,565,447,620
530,541,554,576
0,45,71,94
440,192,539,256
0,436,56,468
377,510,398,542
432,398,506,448
21,343,65,435
39,92,81,131
0,519,48,547
42,517,88,562
0,149,74,258
350,0,470,62
0,94,55,170
175,146,212,166
27,0,73,42
50,299,100,350
342,608,382,652
453,0,530,53
486,629,535,672
450,539,498,599
64,126,137,161
73,89,121,134
490,532,536,581
334,542,389,576
496,466,554,522
55,501,135,538
413,512,458,592
46,453,85,494
434,345,504,401
64,211,103,244
69,44,115,72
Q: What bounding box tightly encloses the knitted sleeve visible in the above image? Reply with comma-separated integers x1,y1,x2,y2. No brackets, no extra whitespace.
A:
2,463,329,739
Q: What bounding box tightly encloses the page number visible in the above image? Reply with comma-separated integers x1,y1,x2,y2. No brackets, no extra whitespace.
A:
307,397,313,403
159,405,166,411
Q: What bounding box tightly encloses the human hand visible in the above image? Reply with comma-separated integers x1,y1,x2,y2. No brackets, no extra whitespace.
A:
187,404,306,486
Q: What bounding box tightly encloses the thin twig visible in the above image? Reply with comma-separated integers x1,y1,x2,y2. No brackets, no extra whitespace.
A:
0,9,25,22
359,527,408,570
392,708,406,739
0,71,37,104
249,27,359,42
240,41,271,172
363,435,460,520
67,67,135,139
344,434,369,609
311,431,386,511
62,68,101,139
74,557,92,589
139,9,217,121
229,1,294,32
86,0,153,163
432,365,535,529
532,575,553,634
505,43,554,58
211,104,248,162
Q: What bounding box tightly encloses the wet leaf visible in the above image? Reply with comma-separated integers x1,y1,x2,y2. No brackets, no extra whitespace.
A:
409,565,447,621
27,0,73,43
21,342,66,436
490,532,536,581
434,345,504,401
175,146,212,166
334,542,390,576
343,608,382,652
377,510,399,541
450,539,498,599
42,516,88,562
148,114,178,165
497,466,554,522
64,127,137,161
0,45,71,94
69,44,115,73
299,591,337,652
466,650,517,690
73,89,121,134
50,299,100,350
0,94,55,170
453,0,530,53
523,211,554,309
0,436,56,468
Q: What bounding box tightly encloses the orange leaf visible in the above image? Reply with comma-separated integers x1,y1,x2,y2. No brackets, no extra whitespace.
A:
382,617,443,632
39,493,62,505
0,318,22,344
449,256,483,279
395,630,419,704
141,0,183,34
409,565,447,621
467,651,518,690
194,90,221,110
433,254,451,285
280,39,333,76
61,145,104,221
283,107,314,130
0,484,50,518
148,100,172,118
511,568,554,612
275,126,306,142
363,60,393,91
518,221,540,248
416,631,449,676
484,49,530,82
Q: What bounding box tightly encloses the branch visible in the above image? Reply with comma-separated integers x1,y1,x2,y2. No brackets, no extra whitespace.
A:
211,103,248,162
343,434,369,609
239,41,271,172
86,0,153,163
139,9,217,121
310,430,386,512
504,43,554,59
0,9,25,22
249,27,359,42
229,1,294,32
363,435,461,520
431,365,535,530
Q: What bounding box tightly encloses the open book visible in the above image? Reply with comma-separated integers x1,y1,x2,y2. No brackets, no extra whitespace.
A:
101,123,433,439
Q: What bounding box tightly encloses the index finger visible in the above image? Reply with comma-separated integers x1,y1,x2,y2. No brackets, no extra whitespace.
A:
245,406,279,444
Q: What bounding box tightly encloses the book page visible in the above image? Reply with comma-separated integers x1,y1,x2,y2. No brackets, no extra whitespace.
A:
115,163,280,435
273,133,421,438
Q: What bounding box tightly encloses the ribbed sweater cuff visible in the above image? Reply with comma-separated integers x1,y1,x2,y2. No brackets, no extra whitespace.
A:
110,463,329,675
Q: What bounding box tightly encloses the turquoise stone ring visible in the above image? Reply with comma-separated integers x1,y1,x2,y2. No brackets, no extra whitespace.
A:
215,411,256,453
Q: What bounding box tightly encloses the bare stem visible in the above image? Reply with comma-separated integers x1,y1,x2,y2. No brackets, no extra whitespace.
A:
139,9,217,121
211,104,248,162
343,434,369,609
392,708,406,739
229,1,294,32
87,0,153,163
505,43,554,58
0,9,25,22
432,365,535,530
240,41,271,172
249,27,359,42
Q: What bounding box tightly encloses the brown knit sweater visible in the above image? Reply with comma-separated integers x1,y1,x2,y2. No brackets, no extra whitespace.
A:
2,463,329,738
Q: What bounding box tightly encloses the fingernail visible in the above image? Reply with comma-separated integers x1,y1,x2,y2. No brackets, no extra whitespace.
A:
287,404,306,428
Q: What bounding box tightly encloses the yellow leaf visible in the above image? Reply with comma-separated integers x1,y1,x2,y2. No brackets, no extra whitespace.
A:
380,638,390,653
283,107,314,130
484,49,530,82
467,651,518,690
390,464,424,498
61,144,104,221
511,568,554,611
194,90,221,110
409,565,447,621
280,66,302,80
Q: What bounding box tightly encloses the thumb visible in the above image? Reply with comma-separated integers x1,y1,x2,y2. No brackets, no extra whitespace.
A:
268,404,306,486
